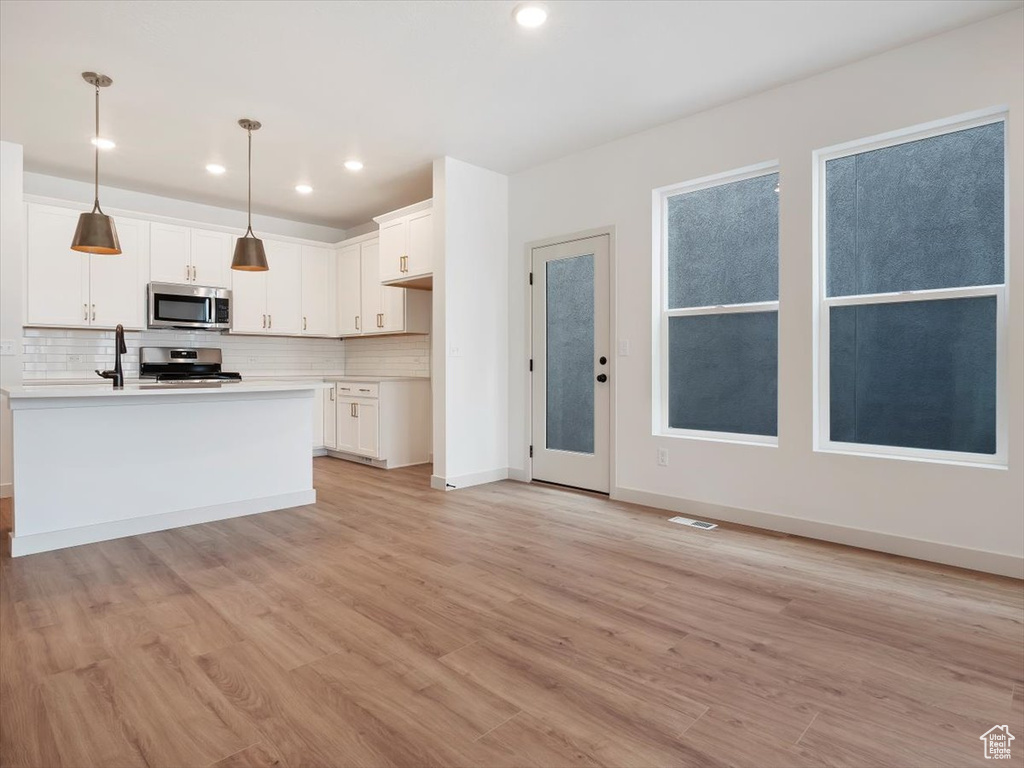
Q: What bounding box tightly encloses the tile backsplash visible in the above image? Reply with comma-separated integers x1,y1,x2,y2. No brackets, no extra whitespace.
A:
21,328,430,380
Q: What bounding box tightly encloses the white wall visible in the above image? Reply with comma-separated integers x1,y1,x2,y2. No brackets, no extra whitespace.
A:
0,141,25,495
24,173,346,243
433,157,509,488
508,11,1024,576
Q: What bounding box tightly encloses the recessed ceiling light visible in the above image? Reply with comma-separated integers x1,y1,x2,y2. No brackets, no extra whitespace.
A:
295,184,313,194
91,137,116,150
514,2,547,28
206,163,226,175
344,160,364,172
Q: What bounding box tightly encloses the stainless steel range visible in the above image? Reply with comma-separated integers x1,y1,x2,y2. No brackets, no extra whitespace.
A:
139,347,242,383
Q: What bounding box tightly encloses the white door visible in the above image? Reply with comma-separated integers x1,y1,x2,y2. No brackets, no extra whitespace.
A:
190,229,231,288
336,398,359,453
531,234,610,493
90,218,147,329
324,386,338,449
405,210,433,277
26,205,89,327
230,269,267,333
360,240,385,334
336,244,362,335
378,219,406,282
150,222,191,284
301,245,332,335
355,399,379,457
265,240,302,334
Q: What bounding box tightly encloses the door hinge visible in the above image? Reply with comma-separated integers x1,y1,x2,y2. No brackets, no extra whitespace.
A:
529,358,533,372
529,272,533,285
529,445,533,458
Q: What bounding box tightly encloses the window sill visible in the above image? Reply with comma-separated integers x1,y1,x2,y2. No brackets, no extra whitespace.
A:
814,445,1006,470
659,429,778,448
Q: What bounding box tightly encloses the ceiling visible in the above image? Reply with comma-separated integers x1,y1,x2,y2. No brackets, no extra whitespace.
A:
1,0,1018,229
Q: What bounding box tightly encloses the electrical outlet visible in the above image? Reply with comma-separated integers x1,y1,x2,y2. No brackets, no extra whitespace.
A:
0,340,14,356
618,338,630,356
67,354,84,364
657,448,669,467
247,356,259,364
448,344,462,357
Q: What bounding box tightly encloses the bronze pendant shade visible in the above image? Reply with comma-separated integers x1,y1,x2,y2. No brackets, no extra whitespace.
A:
232,119,268,271
71,72,121,255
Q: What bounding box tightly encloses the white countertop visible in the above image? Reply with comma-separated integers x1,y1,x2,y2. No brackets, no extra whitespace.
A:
2,380,330,401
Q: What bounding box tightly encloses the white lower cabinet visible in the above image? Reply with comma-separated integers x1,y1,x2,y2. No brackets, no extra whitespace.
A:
323,385,338,450
328,379,430,468
313,387,325,449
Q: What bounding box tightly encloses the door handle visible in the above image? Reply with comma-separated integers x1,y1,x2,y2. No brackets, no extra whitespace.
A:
596,373,608,383
350,402,357,417
355,315,360,330
91,304,96,322
303,316,307,331
83,303,88,321
192,265,197,282
262,314,266,329
329,388,335,401
268,314,272,330
186,264,190,282
353,402,359,417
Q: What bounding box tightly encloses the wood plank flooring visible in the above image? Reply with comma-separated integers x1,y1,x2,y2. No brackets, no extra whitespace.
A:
2,458,1022,767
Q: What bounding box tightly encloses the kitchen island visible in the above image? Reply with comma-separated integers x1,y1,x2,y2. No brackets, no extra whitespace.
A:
2,380,328,556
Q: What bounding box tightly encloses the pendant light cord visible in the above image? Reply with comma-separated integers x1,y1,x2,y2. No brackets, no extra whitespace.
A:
92,84,103,215
245,127,254,237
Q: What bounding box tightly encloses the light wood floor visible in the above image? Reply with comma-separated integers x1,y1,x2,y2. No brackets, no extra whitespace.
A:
1,458,1022,768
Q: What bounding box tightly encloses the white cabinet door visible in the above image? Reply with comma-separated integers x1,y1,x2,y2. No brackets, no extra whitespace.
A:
324,386,338,449
26,205,89,327
149,222,192,284
300,245,331,336
336,398,359,453
90,217,147,329
336,244,362,336
360,240,386,334
355,400,380,457
190,229,231,288
313,386,325,449
265,240,302,334
378,219,406,282
230,269,267,333
405,210,433,277
379,285,406,334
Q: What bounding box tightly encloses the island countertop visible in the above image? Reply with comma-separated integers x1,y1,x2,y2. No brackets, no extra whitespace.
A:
2,379,330,405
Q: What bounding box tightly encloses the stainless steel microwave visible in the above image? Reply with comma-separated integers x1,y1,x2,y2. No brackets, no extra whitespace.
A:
148,282,231,330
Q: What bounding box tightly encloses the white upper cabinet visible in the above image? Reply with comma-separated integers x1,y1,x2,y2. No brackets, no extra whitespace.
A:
336,243,362,335
26,204,148,330
190,229,232,288
334,234,430,338
230,267,268,334
374,200,433,289
265,240,302,335
300,245,332,336
149,222,192,284
90,217,147,329
150,222,230,287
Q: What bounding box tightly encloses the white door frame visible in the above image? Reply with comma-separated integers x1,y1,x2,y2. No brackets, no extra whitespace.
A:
522,226,616,491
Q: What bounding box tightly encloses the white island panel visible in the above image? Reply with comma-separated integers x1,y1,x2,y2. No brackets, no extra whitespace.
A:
4,383,323,556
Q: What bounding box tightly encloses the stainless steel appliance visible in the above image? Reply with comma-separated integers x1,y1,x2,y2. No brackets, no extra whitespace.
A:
148,282,230,330
139,347,242,383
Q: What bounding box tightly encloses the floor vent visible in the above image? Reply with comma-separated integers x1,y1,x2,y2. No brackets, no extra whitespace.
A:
668,516,717,530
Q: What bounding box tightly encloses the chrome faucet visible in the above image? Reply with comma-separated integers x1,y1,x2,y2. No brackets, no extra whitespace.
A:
95,324,127,389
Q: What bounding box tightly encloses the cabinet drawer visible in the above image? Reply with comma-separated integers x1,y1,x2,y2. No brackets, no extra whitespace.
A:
335,381,379,399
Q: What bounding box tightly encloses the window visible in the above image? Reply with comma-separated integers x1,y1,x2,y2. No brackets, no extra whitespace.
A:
816,114,1006,464
654,162,780,443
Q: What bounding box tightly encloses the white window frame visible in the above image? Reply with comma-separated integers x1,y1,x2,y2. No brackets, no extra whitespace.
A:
812,108,1009,468
652,161,780,446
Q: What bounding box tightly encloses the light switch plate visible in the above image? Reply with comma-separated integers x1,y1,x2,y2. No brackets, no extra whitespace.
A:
618,338,630,356
0,340,13,356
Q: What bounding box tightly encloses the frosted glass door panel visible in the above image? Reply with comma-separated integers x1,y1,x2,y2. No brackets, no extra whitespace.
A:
545,254,595,454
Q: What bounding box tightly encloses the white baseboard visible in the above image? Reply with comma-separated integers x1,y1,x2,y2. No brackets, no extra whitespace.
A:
507,468,529,482
431,467,510,491
312,447,328,457
9,489,317,557
612,486,1023,579
0,482,10,499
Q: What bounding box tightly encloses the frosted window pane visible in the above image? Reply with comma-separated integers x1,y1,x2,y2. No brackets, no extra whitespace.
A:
668,312,778,436
667,172,779,308
546,254,594,454
830,297,996,454
826,122,1004,296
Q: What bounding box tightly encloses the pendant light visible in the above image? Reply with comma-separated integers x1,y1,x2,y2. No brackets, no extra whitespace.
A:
71,72,120,254
231,118,268,271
